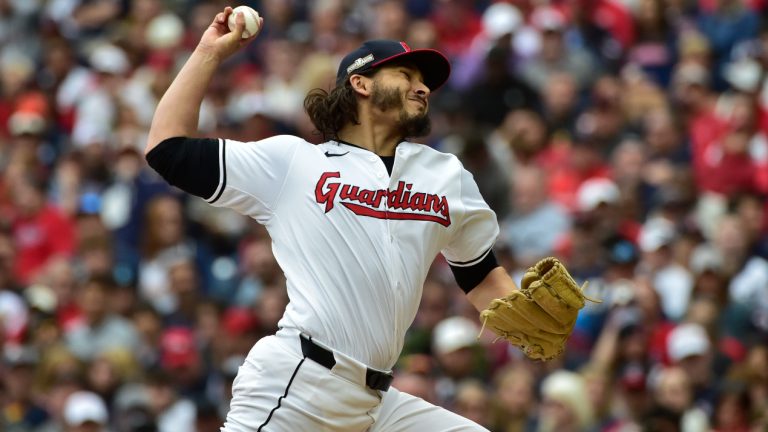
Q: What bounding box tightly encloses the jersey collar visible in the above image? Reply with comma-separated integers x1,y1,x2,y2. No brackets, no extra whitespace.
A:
332,139,406,155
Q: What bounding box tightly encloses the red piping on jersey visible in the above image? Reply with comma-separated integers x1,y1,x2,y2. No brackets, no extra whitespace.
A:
341,203,450,226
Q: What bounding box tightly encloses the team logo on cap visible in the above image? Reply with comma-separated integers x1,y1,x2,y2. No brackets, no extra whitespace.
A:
346,54,374,74
314,172,451,226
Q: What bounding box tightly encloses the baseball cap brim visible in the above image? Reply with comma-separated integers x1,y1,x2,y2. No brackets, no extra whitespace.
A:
368,49,451,91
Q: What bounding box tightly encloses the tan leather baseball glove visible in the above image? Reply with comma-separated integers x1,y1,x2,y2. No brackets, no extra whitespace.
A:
479,257,598,361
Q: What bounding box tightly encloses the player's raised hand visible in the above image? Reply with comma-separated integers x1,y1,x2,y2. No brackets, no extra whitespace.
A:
197,7,263,62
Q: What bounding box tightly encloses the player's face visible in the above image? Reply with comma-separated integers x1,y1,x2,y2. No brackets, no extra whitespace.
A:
370,64,431,138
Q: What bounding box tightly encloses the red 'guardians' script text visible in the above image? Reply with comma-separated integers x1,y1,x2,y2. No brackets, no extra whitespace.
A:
314,172,451,226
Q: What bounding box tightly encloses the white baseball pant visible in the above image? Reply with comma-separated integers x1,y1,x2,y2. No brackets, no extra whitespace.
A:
220,329,488,431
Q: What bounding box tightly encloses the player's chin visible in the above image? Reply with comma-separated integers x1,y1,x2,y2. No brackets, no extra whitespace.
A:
399,112,431,138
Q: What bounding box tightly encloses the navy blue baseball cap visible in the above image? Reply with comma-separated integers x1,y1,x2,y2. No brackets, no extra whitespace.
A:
336,40,451,91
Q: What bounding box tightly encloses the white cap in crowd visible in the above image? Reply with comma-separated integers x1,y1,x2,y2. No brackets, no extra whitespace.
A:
638,217,677,252
432,316,479,355
88,43,130,76
541,370,594,428
482,2,523,40
689,245,724,275
530,6,567,32
576,178,621,212
63,391,109,427
667,323,711,362
145,13,184,50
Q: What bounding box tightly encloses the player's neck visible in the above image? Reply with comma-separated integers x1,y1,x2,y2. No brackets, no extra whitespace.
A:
337,113,401,157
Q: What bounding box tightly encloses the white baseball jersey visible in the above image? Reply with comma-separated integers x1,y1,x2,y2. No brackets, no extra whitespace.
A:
203,136,498,370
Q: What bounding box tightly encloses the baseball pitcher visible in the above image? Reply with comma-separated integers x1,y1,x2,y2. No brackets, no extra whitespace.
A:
145,7,593,432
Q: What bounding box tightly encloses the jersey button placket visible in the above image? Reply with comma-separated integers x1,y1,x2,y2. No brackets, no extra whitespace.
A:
387,148,402,245
380,156,396,248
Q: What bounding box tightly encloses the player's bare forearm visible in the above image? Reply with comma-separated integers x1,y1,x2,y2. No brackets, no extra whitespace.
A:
145,7,262,154
466,266,518,312
145,49,220,153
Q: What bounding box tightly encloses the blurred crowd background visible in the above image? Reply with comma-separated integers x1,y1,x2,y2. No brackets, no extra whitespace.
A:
1,0,768,431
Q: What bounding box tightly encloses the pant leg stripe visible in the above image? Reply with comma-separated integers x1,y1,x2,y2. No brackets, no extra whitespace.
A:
256,358,306,431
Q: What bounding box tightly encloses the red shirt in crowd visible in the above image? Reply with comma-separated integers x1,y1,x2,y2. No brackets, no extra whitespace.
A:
688,108,758,195
12,205,76,284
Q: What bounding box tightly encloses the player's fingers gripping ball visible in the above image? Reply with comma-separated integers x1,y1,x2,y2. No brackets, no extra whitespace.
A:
227,5,261,38
480,257,600,361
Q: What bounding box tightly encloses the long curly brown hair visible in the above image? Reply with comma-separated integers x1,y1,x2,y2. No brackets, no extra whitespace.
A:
304,77,367,140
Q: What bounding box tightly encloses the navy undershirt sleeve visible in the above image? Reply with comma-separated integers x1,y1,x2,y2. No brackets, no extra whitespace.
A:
449,250,499,294
145,137,221,199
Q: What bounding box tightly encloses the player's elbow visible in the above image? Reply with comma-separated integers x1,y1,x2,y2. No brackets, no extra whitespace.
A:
145,131,173,156
145,130,161,156
144,141,156,157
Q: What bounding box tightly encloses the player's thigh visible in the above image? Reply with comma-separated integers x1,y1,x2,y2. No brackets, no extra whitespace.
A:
370,387,489,432
220,336,301,431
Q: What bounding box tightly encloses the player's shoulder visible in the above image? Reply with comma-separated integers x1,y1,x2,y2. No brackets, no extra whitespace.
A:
399,141,463,167
224,135,315,158
233,134,311,148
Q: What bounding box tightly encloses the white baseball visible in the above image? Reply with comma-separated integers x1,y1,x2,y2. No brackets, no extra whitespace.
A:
228,6,260,39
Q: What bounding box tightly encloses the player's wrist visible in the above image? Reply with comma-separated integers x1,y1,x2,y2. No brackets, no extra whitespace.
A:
194,42,225,64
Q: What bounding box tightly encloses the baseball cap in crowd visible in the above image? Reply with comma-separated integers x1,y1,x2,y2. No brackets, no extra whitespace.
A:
336,40,451,91
673,61,710,88
25,284,57,313
160,327,198,369
0,290,29,344
618,362,647,392
89,43,130,75
724,57,764,93
667,323,710,362
605,238,639,265
432,316,479,355
221,307,259,336
145,13,184,50
540,370,593,428
482,2,523,40
8,111,46,136
689,245,724,276
7,93,49,137
530,6,568,32
638,217,677,253
63,391,109,426
576,178,620,212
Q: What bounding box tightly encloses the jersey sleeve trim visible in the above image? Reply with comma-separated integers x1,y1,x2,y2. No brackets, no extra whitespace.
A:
449,250,500,294
206,138,227,204
145,136,221,199
445,246,493,267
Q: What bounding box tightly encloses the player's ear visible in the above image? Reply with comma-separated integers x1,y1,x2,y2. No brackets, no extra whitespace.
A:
349,74,372,97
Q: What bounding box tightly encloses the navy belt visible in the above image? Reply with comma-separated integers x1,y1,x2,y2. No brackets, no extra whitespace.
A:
299,334,393,392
